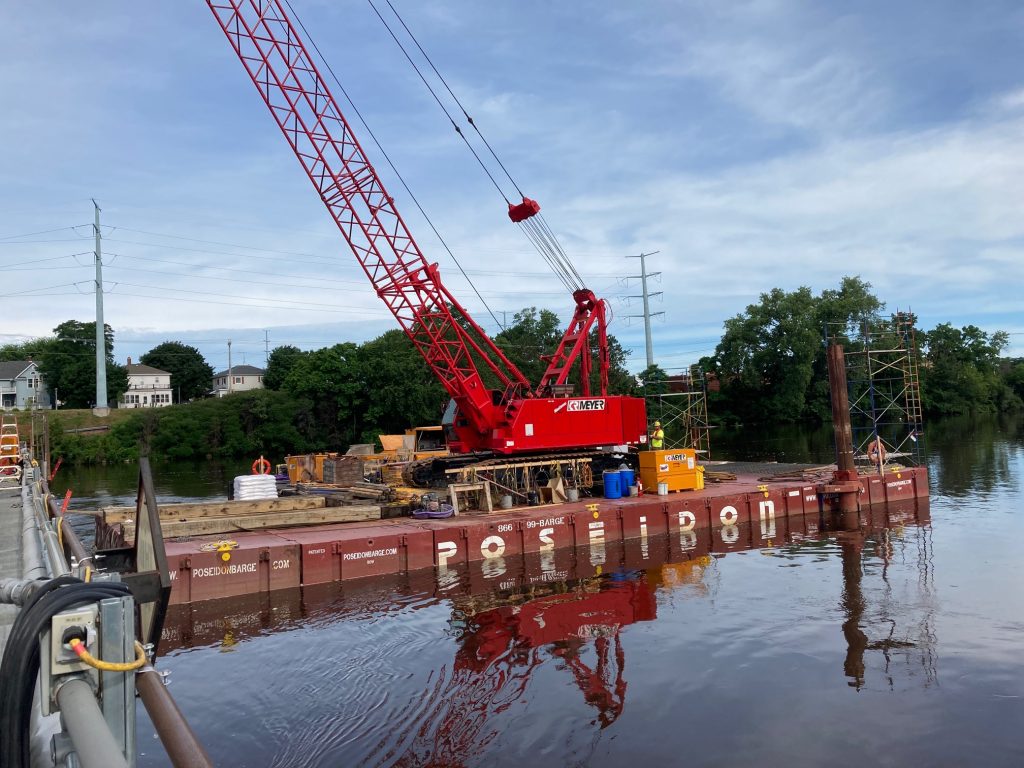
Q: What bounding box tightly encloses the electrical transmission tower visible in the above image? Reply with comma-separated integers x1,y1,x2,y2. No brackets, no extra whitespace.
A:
92,199,109,416
624,251,663,369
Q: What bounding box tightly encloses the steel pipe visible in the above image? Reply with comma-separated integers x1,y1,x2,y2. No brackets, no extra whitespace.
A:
136,666,214,768
0,577,42,606
47,495,90,566
21,478,49,580
54,677,130,768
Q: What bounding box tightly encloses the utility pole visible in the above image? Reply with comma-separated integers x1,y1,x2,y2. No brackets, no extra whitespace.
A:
264,329,270,366
227,340,233,394
625,251,663,370
92,199,109,416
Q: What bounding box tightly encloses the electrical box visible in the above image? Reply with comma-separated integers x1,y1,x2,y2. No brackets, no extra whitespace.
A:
49,606,99,675
39,605,100,715
638,449,704,492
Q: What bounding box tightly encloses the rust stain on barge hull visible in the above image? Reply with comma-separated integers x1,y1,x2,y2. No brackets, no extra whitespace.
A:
165,466,928,604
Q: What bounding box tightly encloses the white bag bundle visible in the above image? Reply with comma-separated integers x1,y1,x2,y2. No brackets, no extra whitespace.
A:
233,474,278,501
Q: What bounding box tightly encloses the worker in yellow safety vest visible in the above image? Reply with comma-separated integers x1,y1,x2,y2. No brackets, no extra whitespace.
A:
650,420,665,449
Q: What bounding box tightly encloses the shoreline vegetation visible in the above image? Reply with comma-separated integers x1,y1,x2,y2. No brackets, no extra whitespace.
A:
4,279,1021,465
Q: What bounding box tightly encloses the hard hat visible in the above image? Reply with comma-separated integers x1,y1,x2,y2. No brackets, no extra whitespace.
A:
654,421,661,427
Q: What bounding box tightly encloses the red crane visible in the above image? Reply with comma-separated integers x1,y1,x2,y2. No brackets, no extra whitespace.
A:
205,1,647,457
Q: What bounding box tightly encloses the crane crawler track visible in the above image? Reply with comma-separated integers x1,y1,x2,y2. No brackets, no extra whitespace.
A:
403,450,638,491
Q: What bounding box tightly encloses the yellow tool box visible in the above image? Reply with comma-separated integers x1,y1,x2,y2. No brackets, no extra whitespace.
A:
638,449,704,492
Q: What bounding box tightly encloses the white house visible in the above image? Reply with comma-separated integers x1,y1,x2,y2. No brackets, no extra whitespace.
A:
121,359,173,408
0,360,49,410
211,365,265,397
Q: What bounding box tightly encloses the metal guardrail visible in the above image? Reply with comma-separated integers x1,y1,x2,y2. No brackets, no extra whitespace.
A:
1,449,212,768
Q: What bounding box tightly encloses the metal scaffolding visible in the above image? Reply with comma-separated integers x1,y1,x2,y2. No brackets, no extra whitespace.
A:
644,366,712,458
826,312,925,472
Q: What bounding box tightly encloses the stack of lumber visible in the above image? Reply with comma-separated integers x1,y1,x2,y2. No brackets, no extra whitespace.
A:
102,496,381,543
297,481,396,504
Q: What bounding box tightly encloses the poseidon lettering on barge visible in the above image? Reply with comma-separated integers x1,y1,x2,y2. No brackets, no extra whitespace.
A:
343,547,399,561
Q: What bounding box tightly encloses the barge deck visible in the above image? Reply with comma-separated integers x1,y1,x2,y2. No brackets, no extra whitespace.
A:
144,463,928,604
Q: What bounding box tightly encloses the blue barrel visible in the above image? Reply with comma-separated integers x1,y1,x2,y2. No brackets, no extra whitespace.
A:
619,467,636,492
602,470,623,499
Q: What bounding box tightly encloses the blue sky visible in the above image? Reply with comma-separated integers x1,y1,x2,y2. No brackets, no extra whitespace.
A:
1,0,1023,374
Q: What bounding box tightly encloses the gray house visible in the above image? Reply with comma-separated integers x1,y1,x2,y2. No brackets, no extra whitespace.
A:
0,360,50,410
211,365,265,397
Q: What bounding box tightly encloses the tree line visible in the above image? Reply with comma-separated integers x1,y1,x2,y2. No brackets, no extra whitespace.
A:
688,276,1023,424
6,308,637,463
5,281,1021,464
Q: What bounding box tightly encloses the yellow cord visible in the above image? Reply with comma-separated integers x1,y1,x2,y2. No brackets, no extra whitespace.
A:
56,515,64,550
68,639,147,672
83,565,92,582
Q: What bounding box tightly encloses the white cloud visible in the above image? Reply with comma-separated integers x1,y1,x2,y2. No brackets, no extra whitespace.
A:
3,1,1024,367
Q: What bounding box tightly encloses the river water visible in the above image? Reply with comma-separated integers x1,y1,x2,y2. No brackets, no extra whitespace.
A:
54,416,1024,767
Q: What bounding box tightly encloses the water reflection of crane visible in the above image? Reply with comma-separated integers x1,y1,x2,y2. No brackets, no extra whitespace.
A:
387,574,656,766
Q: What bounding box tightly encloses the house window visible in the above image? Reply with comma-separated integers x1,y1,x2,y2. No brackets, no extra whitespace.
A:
234,376,242,384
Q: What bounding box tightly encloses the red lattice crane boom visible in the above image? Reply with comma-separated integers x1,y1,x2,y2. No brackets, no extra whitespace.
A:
206,0,647,455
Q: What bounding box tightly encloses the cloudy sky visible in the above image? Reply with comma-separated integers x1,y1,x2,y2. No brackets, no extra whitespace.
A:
2,0,1023,374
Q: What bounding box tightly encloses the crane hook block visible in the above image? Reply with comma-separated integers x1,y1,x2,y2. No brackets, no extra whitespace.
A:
508,197,541,223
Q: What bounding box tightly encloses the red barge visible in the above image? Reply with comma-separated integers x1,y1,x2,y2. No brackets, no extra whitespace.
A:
142,464,928,605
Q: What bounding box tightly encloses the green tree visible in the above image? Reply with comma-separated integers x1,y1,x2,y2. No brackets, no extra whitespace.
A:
603,335,638,395
0,337,54,362
803,276,887,420
494,307,564,385
281,343,363,447
701,277,887,424
37,320,128,409
354,330,447,440
493,306,635,395
1005,359,1024,401
263,345,306,390
922,324,1017,415
139,341,214,403
638,364,669,395
701,286,820,423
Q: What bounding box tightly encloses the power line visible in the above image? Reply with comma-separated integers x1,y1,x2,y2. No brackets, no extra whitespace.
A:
0,282,82,297
0,225,88,241
0,238,90,245
107,226,326,259
103,237,340,265
105,280,382,310
104,291,390,315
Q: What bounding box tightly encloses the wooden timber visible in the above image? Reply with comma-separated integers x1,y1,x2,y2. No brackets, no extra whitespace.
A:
102,496,327,525
121,503,380,542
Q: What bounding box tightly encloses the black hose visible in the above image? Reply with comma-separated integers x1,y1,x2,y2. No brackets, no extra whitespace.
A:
0,579,132,767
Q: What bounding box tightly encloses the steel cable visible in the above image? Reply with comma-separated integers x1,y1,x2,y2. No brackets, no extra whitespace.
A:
366,0,588,295
280,0,506,330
